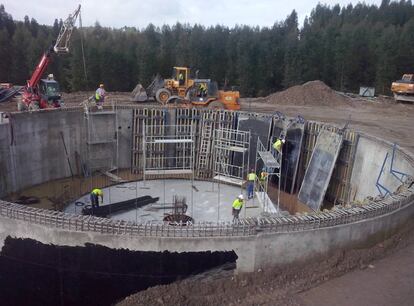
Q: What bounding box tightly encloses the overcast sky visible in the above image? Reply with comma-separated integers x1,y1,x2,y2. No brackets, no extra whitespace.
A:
3,0,383,29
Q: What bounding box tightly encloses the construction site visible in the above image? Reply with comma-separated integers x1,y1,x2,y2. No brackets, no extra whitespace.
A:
1,3,414,306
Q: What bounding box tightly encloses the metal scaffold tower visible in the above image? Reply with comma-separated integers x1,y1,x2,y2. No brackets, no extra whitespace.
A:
83,101,119,179
213,128,250,186
142,123,195,179
255,137,281,214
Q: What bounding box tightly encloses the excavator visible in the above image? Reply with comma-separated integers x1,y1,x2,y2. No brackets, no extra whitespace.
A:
19,5,81,111
131,67,240,110
391,74,414,103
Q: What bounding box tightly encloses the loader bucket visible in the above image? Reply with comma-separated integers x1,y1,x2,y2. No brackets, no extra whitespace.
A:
131,83,148,102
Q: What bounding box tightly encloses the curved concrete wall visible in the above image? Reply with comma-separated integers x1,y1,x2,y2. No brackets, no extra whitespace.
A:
0,107,413,272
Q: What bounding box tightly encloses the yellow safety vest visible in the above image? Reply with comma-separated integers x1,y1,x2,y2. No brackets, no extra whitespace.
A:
260,172,267,181
92,188,103,196
248,172,257,181
232,199,243,210
273,139,282,152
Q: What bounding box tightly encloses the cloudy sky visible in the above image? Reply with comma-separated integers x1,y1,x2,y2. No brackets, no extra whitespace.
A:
3,0,383,29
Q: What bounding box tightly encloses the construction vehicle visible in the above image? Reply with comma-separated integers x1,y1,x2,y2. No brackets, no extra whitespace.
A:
19,5,81,111
391,74,414,103
131,67,241,110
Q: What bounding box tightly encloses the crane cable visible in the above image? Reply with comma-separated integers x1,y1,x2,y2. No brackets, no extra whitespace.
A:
79,8,88,81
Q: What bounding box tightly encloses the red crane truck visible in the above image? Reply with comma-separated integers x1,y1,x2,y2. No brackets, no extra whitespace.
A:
18,5,81,111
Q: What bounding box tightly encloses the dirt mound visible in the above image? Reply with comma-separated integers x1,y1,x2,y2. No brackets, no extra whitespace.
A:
265,80,352,107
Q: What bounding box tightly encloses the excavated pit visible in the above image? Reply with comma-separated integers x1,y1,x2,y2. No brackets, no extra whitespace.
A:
0,106,413,306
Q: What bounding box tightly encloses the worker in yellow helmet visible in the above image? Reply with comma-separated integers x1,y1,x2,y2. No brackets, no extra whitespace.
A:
232,194,244,222
90,188,103,212
247,169,257,199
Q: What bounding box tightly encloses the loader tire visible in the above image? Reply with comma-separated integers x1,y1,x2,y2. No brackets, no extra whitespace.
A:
155,88,171,104
208,101,225,110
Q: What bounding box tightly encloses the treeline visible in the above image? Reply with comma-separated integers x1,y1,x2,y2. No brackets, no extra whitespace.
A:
1,0,414,96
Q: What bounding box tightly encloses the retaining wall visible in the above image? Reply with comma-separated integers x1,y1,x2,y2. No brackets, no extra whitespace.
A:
0,107,413,272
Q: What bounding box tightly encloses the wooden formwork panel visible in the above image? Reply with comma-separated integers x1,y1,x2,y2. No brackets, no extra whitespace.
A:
297,121,359,205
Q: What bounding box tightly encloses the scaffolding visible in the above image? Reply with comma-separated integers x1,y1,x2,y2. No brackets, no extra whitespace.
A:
213,128,250,186
255,137,281,214
142,123,195,179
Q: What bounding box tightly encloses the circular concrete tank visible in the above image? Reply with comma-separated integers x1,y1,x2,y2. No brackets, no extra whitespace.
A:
0,106,413,305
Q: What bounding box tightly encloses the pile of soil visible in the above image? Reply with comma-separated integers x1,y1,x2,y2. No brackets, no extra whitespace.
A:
264,80,353,107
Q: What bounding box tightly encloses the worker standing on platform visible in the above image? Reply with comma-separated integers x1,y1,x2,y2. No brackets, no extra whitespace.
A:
95,84,106,109
232,194,244,222
90,188,103,212
247,169,257,199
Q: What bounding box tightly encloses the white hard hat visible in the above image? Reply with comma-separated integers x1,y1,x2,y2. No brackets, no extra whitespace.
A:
238,194,244,200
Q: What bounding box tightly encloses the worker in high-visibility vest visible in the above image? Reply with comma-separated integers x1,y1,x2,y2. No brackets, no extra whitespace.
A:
272,138,285,153
247,169,257,199
232,194,244,222
260,169,268,183
90,188,103,211
95,84,106,109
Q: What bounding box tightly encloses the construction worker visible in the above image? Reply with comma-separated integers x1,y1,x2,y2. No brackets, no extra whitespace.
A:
232,194,244,222
95,84,106,109
247,169,257,199
198,83,207,97
273,137,285,153
178,72,184,85
260,168,268,182
90,188,103,212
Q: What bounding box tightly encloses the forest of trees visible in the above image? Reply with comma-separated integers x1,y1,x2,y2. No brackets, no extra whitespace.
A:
0,1,414,96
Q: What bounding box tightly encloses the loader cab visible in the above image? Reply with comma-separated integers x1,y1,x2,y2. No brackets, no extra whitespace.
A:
173,67,189,87
39,79,62,108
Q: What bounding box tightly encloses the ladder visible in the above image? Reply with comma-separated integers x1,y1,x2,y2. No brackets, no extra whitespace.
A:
196,113,215,176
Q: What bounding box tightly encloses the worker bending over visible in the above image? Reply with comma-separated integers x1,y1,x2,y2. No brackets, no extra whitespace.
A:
232,194,244,222
90,188,103,212
272,136,285,160
247,169,257,199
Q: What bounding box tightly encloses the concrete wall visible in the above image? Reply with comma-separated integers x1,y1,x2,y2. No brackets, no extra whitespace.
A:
351,135,414,201
0,196,412,273
0,108,133,193
1,108,414,273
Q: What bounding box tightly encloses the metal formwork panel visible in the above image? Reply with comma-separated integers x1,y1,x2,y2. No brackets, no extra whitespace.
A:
298,129,343,211
236,112,272,170
298,121,359,205
131,108,166,174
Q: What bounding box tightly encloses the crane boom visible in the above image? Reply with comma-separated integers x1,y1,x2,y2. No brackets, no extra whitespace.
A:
21,4,81,110
27,5,81,89
54,4,81,54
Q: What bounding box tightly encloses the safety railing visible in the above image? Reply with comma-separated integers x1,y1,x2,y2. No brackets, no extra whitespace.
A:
0,188,413,238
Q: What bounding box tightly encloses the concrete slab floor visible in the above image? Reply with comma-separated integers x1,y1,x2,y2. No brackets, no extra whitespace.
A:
65,179,268,223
